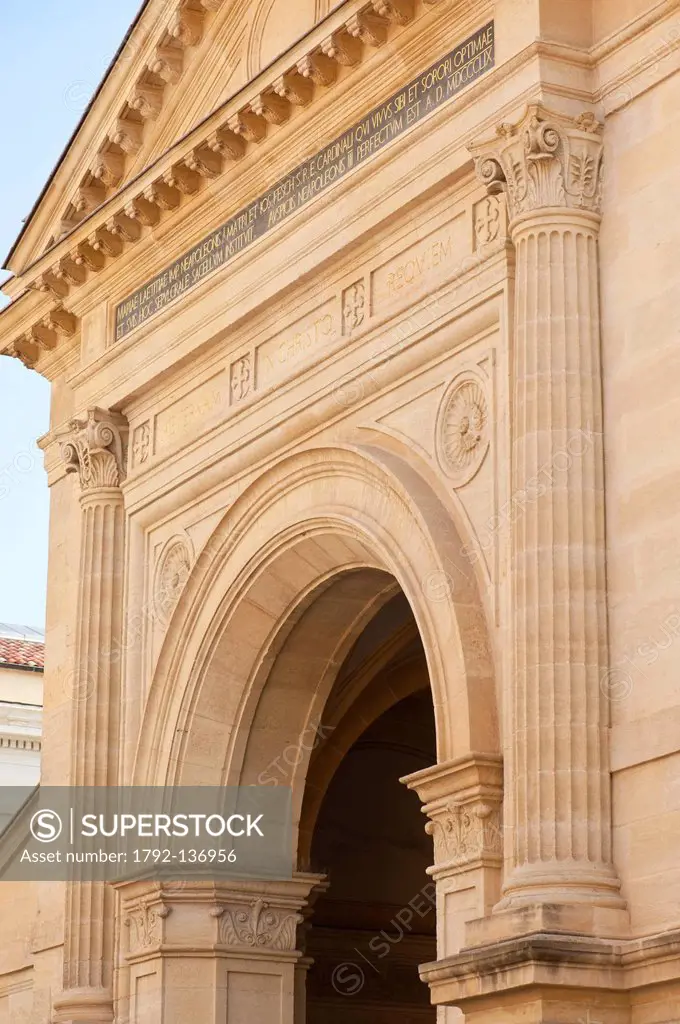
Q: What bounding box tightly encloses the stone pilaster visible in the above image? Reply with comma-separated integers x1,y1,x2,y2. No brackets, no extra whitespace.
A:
470,106,623,909
52,408,128,1024
113,875,324,1024
402,756,503,1021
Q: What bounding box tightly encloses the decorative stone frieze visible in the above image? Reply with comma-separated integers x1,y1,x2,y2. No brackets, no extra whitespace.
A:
425,801,502,871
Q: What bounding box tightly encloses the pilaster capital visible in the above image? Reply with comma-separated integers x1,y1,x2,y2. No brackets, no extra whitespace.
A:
113,874,326,959
402,754,503,878
469,104,604,223
60,407,129,494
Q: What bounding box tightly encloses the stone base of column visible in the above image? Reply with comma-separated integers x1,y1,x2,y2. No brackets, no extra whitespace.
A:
497,860,628,913
419,913,680,1024
421,926,629,1023
52,987,114,1024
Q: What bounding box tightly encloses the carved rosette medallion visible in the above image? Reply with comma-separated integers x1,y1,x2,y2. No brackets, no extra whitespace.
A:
469,104,604,221
61,407,128,492
154,538,192,624
217,897,301,951
436,373,489,485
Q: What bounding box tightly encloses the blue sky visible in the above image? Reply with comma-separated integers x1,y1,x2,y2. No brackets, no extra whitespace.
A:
0,1,142,627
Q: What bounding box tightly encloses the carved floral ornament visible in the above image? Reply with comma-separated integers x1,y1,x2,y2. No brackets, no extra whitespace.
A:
425,800,502,869
125,901,171,955
436,371,490,486
215,896,301,951
469,104,604,221
60,407,129,492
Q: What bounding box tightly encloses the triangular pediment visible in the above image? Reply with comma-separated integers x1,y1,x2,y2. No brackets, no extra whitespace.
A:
5,0,334,275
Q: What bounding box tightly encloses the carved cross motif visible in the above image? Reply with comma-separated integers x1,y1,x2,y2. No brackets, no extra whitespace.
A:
342,282,365,335
131,422,150,468
474,196,502,246
60,408,128,492
230,355,252,403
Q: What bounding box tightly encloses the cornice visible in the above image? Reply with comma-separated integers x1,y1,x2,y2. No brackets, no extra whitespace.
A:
0,0,478,372
8,0,232,268
4,0,677,377
594,0,680,112
590,0,680,63
120,255,507,523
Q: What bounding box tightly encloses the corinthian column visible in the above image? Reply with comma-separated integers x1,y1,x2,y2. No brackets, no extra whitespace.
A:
469,106,623,908
52,408,128,1024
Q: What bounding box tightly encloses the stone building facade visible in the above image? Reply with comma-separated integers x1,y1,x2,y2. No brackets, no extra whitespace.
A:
0,627,43,789
0,1,679,1022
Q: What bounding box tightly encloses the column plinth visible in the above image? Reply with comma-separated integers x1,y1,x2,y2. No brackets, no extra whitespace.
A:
53,408,128,1024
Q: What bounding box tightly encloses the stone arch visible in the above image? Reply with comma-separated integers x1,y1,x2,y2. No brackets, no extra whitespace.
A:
134,444,499,846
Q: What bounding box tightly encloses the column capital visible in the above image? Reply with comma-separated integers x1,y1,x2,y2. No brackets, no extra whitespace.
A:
402,754,503,879
60,407,129,493
469,104,604,222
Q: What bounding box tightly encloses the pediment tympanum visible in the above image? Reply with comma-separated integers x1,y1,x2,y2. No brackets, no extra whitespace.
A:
4,0,335,275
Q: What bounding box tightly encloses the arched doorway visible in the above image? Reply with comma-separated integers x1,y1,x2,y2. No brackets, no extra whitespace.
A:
129,446,500,1024
306,698,436,1021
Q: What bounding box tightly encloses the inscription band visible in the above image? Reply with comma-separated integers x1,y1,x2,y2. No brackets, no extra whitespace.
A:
115,21,495,341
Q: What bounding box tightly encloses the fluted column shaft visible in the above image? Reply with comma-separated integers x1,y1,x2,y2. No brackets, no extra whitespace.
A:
53,409,128,1024
471,106,623,907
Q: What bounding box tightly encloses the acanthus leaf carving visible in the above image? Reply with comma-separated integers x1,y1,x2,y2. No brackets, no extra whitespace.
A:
217,897,301,951
125,902,171,955
60,408,129,493
469,104,604,220
425,800,502,869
